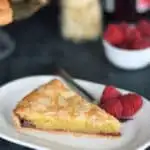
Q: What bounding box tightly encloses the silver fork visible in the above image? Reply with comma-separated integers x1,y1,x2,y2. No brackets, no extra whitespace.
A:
53,63,96,103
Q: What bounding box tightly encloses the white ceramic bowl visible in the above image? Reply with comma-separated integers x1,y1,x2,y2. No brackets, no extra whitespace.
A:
103,40,150,70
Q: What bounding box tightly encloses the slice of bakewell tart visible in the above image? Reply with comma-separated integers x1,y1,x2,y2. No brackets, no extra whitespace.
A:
13,79,121,137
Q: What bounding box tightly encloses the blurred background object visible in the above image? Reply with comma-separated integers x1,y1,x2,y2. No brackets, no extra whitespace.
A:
0,0,15,85
60,0,103,43
0,28,15,85
11,0,50,21
104,0,150,23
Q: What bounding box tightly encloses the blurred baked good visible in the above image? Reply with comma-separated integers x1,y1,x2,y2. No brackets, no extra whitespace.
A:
0,0,13,25
11,0,50,21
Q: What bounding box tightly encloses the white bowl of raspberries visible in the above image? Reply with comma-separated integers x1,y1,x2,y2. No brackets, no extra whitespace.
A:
103,20,150,70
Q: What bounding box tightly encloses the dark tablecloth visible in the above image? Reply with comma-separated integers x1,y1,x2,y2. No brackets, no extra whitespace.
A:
0,4,150,150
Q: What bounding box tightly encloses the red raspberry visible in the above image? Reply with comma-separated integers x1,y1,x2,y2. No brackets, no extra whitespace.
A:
104,24,125,45
126,27,142,42
119,22,129,33
137,20,150,37
131,38,150,49
120,93,143,118
101,99,123,119
100,86,121,104
117,41,131,49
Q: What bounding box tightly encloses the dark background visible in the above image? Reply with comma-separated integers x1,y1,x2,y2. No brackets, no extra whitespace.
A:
0,2,150,150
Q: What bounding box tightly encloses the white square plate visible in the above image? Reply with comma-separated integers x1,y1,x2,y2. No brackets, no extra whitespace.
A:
0,75,150,150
